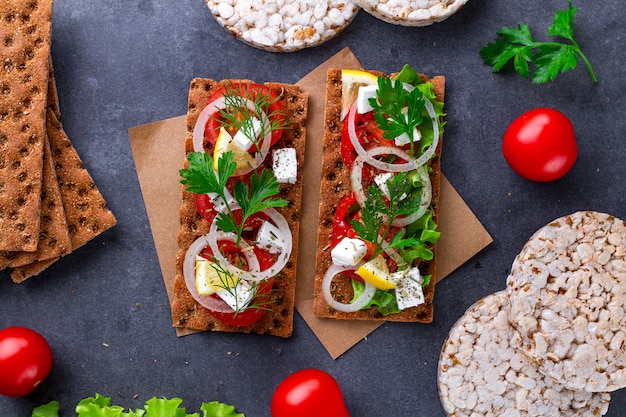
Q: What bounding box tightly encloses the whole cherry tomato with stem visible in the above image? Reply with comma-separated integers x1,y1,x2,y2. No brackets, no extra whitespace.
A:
271,368,350,417
0,326,53,397
502,107,577,182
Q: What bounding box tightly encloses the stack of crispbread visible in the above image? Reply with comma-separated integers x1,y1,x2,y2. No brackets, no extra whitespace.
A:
0,0,116,283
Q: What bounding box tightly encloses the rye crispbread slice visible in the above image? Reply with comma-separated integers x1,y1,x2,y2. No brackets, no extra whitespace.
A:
0,0,54,252
171,78,308,338
10,107,117,283
313,68,445,322
0,131,71,270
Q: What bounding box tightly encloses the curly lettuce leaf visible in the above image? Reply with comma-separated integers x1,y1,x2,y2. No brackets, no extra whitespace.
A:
32,394,243,417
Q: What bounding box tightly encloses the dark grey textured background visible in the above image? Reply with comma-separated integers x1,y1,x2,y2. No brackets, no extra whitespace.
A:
1,0,625,415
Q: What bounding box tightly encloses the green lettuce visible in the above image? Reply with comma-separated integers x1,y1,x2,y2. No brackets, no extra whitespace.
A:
32,394,244,417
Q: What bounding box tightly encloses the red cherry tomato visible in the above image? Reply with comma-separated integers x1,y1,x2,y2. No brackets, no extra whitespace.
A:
0,326,53,397
271,369,350,417
502,108,577,182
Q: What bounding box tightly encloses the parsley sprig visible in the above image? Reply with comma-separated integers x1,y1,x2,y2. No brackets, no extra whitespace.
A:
352,172,421,259
480,1,596,84
214,82,290,150
369,76,426,157
180,151,288,245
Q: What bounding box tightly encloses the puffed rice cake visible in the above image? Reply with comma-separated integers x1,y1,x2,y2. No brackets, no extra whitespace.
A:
354,0,469,26
438,291,611,417
506,211,626,392
205,0,359,52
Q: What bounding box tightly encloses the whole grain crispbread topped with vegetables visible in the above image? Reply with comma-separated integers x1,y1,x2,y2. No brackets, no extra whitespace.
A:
506,211,626,392
171,77,307,337
313,66,445,322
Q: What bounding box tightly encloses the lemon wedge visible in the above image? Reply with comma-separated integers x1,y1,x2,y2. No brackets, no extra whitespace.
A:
195,256,236,296
213,127,256,171
356,254,396,290
341,69,379,120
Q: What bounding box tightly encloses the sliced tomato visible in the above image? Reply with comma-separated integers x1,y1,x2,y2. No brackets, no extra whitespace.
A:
204,82,285,151
341,109,400,168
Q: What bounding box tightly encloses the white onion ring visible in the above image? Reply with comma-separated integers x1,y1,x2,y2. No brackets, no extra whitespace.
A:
207,208,292,283
192,96,272,176
346,90,439,171
350,151,432,227
183,233,260,313
321,264,377,312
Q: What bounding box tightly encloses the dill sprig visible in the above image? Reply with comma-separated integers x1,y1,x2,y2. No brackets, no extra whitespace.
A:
213,81,291,151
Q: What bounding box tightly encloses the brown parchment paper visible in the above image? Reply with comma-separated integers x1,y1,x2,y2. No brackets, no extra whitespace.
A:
128,47,493,358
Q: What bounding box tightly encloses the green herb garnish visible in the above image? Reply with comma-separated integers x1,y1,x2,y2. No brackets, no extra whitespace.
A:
180,151,288,245
214,82,290,150
369,76,426,157
351,172,421,259
480,1,596,84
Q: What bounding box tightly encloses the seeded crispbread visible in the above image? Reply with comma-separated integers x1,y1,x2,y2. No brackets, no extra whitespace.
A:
0,131,71,270
438,291,611,417
354,0,469,26
0,0,54,252
10,106,117,283
171,78,308,338
205,0,359,52
312,68,444,322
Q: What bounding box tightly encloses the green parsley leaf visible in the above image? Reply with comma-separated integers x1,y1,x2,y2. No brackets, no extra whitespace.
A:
370,76,426,156
480,1,596,84
180,151,287,245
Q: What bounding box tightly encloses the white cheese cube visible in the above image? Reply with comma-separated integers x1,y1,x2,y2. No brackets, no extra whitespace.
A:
331,237,368,267
394,127,421,147
256,221,285,254
357,84,378,114
233,117,262,151
374,172,394,198
390,267,425,310
272,148,298,184
216,280,255,312
207,187,236,213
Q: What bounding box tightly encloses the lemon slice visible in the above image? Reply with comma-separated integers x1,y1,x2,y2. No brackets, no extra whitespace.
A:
195,256,236,296
213,127,256,171
357,254,396,290
341,69,379,120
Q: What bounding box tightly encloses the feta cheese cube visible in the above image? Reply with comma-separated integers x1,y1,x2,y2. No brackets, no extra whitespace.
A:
272,148,297,184
256,221,285,254
207,187,236,213
374,172,394,198
233,117,262,151
357,84,378,114
390,267,425,310
331,237,368,266
216,280,255,312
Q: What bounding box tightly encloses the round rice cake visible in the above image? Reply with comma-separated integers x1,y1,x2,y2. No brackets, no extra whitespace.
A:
354,0,469,27
205,0,360,52
506,211,626,392
438,291,611,417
